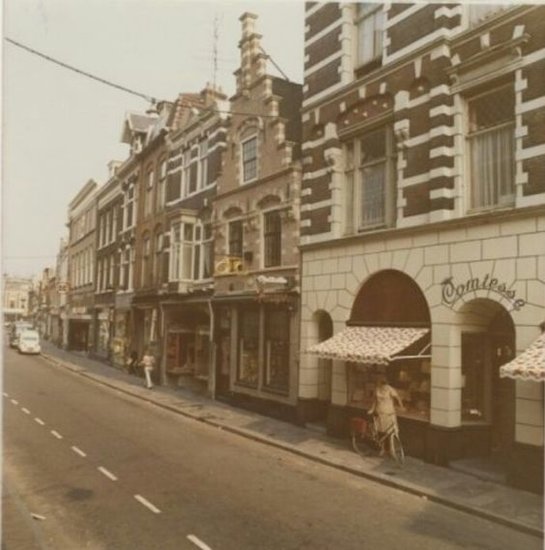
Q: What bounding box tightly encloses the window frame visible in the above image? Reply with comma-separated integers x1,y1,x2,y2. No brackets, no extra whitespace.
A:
355,3,384,68
263,210,282,268
343,123,395,234
228,220,243,259
465,84,515,212
241,135,258,184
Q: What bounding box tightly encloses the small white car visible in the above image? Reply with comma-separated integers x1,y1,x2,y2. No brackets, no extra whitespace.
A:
17,330,41,355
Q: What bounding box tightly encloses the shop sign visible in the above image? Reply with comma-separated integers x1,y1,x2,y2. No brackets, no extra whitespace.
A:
441,275,525,310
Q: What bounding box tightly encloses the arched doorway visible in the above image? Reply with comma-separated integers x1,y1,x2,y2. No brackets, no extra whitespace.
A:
458,299,516,460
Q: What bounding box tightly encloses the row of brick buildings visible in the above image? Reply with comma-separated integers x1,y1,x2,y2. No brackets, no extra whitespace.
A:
36,5,544,494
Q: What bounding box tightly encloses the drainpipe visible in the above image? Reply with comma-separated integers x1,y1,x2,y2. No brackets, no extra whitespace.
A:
208,298,216,399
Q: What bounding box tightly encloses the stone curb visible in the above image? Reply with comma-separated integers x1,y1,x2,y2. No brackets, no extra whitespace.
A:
40,353,544,539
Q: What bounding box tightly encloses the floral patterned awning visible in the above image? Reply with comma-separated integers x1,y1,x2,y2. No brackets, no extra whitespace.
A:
500,333,545,382
306,327,430,365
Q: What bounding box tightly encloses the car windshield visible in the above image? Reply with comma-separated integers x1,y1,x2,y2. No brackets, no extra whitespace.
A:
21,333,39,342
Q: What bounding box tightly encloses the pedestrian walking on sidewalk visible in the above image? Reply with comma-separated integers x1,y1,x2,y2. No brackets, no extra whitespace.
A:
368,374,404,457
140,349,156,389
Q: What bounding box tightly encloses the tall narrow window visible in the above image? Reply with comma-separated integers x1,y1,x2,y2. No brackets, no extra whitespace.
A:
170,223,181,281
181,223,194,280
356,3,383,66
264,211,281,267
144,169,154,217
344,126,394,233
156,159,167,212
242,136,258,183
199,141,208,189
125,185,135,228
142,235,150,287
468,86,515,210
183,150,191,197
229,220,243,258
154,233,162,283
201,223,213,279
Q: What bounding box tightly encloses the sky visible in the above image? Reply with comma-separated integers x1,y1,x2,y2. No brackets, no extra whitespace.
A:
2,0,305,279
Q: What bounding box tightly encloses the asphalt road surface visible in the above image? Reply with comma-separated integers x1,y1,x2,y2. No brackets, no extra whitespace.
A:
3,347,542,550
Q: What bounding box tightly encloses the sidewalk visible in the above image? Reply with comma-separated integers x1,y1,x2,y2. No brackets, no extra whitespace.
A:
40,342,544,538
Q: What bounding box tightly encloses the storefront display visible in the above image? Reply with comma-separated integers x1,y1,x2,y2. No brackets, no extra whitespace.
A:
237,307,259,387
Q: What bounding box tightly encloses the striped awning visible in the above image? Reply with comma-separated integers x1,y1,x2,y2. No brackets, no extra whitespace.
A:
500,333,545,382
306,326,429,366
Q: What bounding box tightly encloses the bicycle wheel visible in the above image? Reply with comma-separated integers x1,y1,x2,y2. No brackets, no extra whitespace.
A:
390,434,405,466
352,433,374,457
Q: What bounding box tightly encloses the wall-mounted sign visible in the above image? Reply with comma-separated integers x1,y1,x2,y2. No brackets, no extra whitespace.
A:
441,275,525,311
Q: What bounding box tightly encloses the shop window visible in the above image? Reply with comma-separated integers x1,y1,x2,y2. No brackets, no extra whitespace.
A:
344,126,395,233
237,307,259,387
229,220,243,258
467,85,515,210
264,211,282,267
241,136,258,183
347,360,430,419
264,307,290,392
355,3,384,67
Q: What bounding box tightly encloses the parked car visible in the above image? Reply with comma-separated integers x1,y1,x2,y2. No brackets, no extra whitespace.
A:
17,330,41,355
9,322,34,348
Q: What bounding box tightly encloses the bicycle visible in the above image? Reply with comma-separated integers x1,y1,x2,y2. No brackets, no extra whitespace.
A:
350,414,405,466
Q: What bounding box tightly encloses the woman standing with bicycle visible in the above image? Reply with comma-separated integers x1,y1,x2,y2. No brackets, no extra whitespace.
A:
368,374,405,457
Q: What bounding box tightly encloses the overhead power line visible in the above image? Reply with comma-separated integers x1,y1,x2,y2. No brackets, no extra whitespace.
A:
5,37,156,103
5,36,291,120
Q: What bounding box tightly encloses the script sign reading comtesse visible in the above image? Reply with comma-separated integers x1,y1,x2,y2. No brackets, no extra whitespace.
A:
441,274,526,311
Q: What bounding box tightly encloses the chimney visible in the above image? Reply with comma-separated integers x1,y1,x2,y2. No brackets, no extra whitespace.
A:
107,160,122,178
237,12,266,95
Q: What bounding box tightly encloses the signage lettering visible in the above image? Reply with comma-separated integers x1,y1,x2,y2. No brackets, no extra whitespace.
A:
441,275,525,310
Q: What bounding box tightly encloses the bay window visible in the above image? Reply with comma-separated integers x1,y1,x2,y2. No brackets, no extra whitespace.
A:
467,85,515,210
169,220,211,282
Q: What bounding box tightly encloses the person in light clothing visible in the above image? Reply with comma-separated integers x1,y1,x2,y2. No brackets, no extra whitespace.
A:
140,349,156,389
368,374,404,457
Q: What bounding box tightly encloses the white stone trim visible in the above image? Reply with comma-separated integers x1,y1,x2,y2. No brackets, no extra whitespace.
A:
384,28,456,64
397,212,430,228
430,104,455,118
305,2,328,18
516,96,545,115
517,192,545,208
303,167,329,180
304,51,343,78
430,146,455,159
521,47,545,67
301,199,331,212
385,3,427,28
431,44,451,60
300,232,335,247
518,144,545,161
303,81,349,109
304,18,344,47
430,187,456,200
302,134,327,151
301,187,312,197
430,125,455,138
430,84,451,98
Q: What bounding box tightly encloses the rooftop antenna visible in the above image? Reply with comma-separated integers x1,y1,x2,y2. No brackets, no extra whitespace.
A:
212,13,220,89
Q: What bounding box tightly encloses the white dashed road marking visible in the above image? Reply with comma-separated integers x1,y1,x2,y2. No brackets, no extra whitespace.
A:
34,418,45,426
187,535,213,550
3,392,9,397
22,408,30,414
71,446,87,457
51,430,63,439
98,467,118,481
11,399,19,405
134,495,161,514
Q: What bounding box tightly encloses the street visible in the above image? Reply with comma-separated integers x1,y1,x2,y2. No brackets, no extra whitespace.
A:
3,347,542,550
